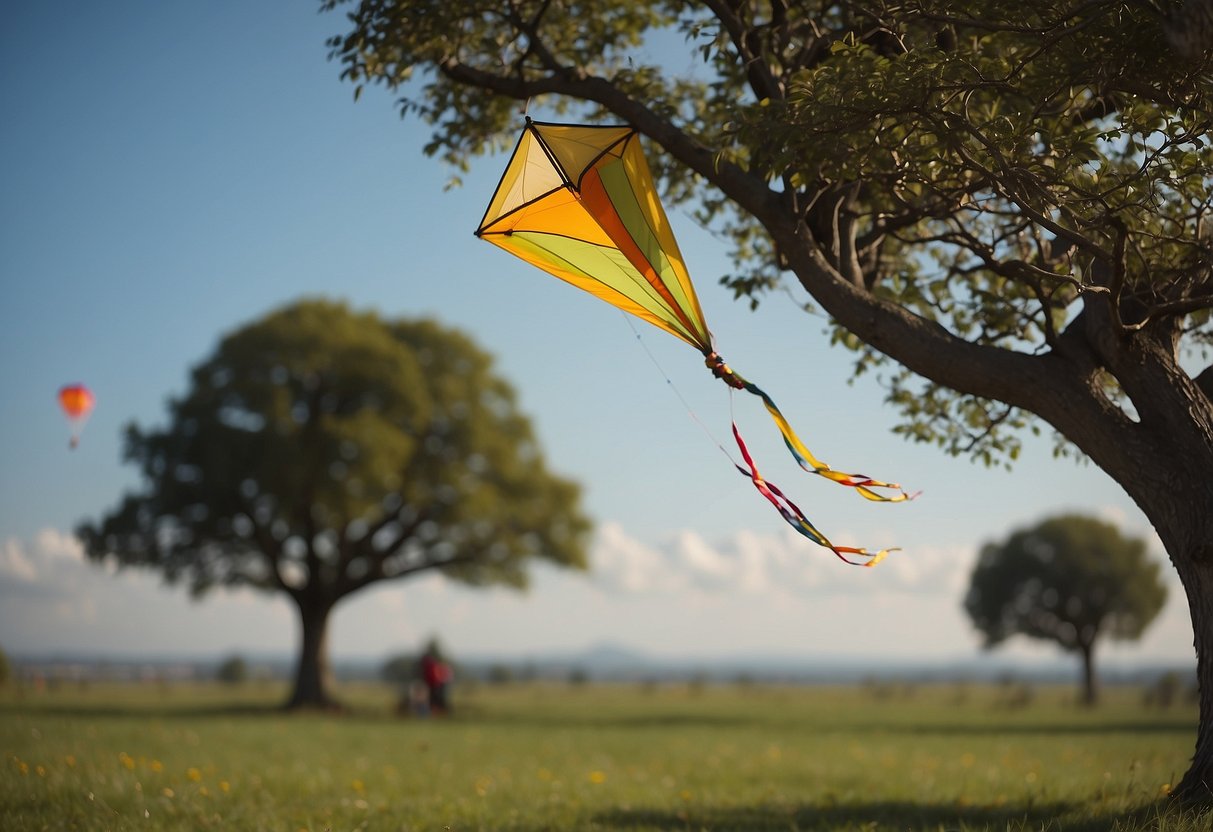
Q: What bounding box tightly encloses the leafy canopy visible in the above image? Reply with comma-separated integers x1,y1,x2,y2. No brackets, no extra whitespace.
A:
324,0,1212,466
964,514,1167,652
78,299,590,601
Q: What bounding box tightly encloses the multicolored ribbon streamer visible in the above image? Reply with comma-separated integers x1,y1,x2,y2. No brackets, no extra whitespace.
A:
705,352,918,502
730,423,893,567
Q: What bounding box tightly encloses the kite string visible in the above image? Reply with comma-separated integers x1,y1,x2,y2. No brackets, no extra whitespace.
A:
619,312,739,469
620,311,892,567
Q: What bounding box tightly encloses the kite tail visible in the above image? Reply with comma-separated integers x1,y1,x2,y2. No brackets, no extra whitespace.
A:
730,423,894,567
705,352,918,503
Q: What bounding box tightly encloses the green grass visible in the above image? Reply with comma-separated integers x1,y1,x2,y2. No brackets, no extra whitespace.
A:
1,680,1208,830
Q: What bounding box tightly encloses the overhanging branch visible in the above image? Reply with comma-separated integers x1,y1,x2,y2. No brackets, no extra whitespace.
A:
435,58,782,221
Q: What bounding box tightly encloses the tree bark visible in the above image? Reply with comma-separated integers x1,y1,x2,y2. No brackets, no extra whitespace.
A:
1078,642,1099,708
1073,335,1213,803
285,597,339,710
1159,529,1213,803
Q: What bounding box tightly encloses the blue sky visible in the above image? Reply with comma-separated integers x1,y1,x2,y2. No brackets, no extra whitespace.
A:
0,1,1193,668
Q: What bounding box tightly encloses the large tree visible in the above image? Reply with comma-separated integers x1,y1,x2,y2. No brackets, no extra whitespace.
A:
965,514,1167,706
77,300,590,709
322,0,1212,797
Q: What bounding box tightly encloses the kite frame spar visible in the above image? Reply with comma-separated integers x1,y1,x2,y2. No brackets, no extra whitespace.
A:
475,118,916,566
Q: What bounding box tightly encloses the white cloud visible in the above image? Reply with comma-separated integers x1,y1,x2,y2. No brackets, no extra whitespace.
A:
589,522,978,600
591,521,685,593
0,529,295,656
34,527,85,562
0,519,1195,665
0,528,84,587
0,537,38,583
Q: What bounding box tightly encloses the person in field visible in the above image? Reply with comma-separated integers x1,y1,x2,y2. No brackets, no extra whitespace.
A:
418,643,453,717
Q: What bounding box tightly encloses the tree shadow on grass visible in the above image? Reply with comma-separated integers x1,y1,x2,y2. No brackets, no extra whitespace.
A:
3,699,1193,739
849,718,1196,737
0,698,496,723
0,701,289,720
468,710,757,730
403,707,1195,736
592,797,1192,832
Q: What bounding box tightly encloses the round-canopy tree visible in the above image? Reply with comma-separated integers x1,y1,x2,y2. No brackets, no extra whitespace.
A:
322,0,1213,798
215,655,249,686
77,300,591,709
965,514,1167,706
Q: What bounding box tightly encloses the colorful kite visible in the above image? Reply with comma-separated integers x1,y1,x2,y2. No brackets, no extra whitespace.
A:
475,119,915,565
58,383,95,450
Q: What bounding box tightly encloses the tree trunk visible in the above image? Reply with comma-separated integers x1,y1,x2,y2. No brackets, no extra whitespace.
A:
1168,539,1213,803
285,597,339,710
1078,642,1098,708
1116,437,1213,804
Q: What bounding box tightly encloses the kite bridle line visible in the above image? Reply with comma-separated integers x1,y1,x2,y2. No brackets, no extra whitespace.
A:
621,313,741,471
624,316,896,567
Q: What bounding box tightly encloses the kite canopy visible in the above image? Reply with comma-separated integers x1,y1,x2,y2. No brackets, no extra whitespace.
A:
475,119,916,566
475,120,711,352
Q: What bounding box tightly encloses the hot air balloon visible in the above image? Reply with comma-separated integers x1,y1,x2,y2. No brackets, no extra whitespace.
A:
58,383,95,450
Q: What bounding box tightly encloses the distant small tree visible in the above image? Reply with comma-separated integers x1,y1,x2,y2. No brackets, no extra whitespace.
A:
487,664,514,685
965,514,1167,706
0,645,10,687
1145,671,1185,709
216,655,248,685
380,654,415,685
995,674,1036,710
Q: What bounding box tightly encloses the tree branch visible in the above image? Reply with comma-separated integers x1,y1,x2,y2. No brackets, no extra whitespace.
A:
435,59,783,222
773,214,1142,471
235,500,297,600
1196,364,1213,402
334,503,432,598
700,0,785,102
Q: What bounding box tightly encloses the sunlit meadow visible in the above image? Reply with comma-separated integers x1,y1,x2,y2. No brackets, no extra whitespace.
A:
1,681,1208,831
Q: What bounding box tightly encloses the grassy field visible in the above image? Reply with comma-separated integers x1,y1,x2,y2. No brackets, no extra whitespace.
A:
1,680,1208,831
